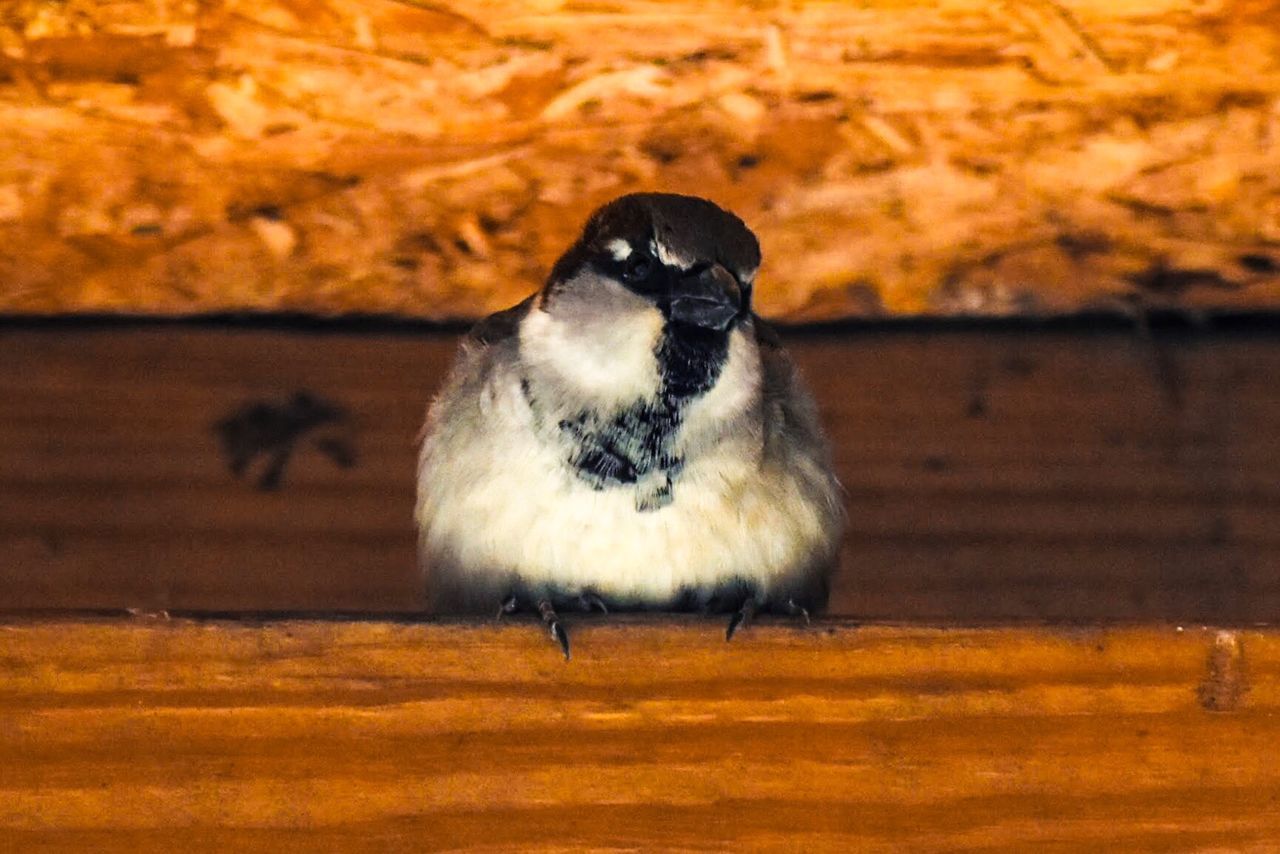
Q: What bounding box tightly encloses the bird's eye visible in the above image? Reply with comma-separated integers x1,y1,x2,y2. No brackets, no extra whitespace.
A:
621,252,655,284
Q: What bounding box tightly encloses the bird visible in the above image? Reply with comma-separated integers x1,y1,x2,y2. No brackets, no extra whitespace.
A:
416,192,844,659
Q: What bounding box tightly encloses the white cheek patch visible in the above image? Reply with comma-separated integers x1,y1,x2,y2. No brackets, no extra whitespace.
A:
679,326,761,450
652,237,694,269
607,239,632,260
519,275,664,405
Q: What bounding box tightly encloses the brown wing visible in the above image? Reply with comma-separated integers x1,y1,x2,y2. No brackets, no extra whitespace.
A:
753,314,836,466
467,294,537,347
752,313,784,351
752,314,844,606
416,294,536,447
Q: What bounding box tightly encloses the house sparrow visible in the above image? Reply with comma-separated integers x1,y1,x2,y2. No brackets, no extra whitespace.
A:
416,193,843,658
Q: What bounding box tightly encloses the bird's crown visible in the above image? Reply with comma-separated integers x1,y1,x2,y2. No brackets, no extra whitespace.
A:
552,193,761,288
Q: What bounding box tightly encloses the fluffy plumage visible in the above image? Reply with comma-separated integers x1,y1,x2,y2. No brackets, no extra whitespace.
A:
416,193,843,645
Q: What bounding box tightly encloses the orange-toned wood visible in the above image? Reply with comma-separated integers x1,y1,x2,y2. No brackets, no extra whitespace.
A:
4,323,1280,621
1,1,1279,319
0,620,1276,850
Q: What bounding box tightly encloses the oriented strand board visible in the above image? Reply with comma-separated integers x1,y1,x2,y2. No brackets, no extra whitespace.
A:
1,1,1279,319
3,322,1280,621
0,620,1277,850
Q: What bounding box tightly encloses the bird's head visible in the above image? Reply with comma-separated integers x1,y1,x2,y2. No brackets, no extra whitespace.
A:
543,192,761,332
520,193,762,406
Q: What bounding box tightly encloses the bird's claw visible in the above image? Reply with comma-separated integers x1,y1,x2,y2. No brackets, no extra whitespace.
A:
496,595,572,659
538,599,571,660
725,598,757,642
578,591,609,614
785,598,811,625
550,621,571,660
495,594,519,621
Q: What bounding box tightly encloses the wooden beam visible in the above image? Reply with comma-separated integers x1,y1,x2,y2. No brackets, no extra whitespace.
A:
2,322,1280,621
0,620,1276,849
1,1,1278,319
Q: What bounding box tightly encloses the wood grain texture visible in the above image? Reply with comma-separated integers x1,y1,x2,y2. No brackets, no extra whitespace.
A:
3,323,1280,621
0,620,1276,851
1,1,1279,319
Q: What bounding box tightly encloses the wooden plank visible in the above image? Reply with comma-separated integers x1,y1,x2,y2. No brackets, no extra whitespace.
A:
0,620,1276,850
2,323,1280,620
1,1,1279,320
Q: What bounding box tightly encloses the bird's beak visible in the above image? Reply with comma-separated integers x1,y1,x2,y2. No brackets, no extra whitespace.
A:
668,263,742,331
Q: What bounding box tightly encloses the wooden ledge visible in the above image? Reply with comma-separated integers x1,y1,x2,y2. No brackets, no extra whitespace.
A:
3,620,1278,849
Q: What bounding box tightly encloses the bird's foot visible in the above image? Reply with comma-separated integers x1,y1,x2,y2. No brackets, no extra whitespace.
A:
495,594,519,621
784,598,811,625
494,594,572,660
577,591,609,615
538,599,572,661
725,597,757,642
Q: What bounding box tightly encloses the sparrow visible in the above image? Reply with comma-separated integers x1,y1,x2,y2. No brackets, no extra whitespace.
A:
416,193,843,658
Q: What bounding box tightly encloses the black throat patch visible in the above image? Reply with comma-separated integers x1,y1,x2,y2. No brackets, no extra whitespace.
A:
547,322,731,511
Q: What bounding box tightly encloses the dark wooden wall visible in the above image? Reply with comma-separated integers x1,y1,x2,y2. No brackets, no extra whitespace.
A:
3,320,1277,622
